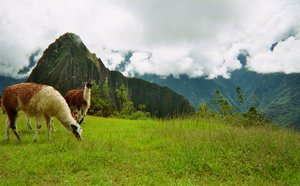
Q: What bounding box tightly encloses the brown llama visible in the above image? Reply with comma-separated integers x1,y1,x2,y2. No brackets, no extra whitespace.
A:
2,83,82,142
64,82,92,124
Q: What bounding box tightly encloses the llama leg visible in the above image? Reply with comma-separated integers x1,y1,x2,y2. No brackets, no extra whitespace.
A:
7,112,20,141
50,118,55,132
80,109,84,122
26,115,32,130
5,119,10,141
83,108,89,123
45,116,51,141
33,116,42,142
11,121,21,141
79,108,87,124
80,108,87,124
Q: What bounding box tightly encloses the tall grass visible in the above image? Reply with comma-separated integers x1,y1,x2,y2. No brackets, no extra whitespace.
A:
0,112,299,185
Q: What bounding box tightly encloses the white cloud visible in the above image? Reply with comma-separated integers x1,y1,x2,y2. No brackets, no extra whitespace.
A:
99,48,125,71
248,36,300,73
0,0,300,79
0,0,143,78
125,45,203,78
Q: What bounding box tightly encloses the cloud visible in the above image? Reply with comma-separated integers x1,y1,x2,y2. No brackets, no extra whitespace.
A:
0,0,143,78
248,36,300,73
0,0,300,79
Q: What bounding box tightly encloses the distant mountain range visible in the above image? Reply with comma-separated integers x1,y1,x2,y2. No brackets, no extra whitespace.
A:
0,76,27,94
137,54,300,128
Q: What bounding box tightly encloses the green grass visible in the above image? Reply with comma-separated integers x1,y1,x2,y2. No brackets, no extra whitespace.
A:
0,112,299,185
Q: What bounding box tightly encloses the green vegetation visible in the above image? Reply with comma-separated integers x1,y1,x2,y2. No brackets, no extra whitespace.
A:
88,81,116,117
138,70,300,129
88,81,150,119
204,87,268,127
0,112,299,185
213,90,235,116
127,78,195,118
115,84,150,120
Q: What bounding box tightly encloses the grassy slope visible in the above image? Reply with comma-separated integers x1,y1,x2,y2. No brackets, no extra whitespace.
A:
0,112,299,185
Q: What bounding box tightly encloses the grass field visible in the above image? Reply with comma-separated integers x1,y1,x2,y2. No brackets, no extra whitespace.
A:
0,112,299,185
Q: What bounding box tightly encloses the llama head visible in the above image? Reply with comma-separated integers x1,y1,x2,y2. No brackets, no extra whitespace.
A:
71,124,82,140
86,82,92,89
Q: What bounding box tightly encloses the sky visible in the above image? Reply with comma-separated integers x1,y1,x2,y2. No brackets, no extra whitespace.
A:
0,0,300,79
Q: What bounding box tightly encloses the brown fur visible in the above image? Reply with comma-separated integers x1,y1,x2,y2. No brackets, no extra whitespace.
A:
64,82,91,123
64,90,87,110
2,83,44,140
2,83,44,117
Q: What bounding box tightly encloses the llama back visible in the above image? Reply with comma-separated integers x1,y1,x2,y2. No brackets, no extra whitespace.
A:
27,86,64,116
65,89,86,110
2,83,44,113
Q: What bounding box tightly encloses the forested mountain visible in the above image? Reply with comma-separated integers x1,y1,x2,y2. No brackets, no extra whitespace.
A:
26,33,194,117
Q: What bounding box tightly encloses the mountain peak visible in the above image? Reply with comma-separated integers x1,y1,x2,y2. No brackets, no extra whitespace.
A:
27,32,104,94
56,32,84,48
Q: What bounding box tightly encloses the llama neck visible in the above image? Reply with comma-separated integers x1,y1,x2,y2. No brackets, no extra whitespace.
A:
56,104,77,131
83,86,91,106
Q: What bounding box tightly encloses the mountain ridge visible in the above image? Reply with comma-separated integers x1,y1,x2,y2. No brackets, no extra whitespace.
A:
137,68,300,128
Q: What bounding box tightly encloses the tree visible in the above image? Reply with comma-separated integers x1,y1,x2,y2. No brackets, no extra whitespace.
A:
138,104,146,111
235,86,266,125
213,90,235,115
236,86,244,104
101,82,110,99
197,103,210,116
88,80,115,117
115,84,128,110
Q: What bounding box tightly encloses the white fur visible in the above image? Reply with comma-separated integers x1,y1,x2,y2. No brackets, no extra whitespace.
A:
73,83,91,123
81,84,91,121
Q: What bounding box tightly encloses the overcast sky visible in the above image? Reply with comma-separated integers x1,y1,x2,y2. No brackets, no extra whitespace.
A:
1,0,300,79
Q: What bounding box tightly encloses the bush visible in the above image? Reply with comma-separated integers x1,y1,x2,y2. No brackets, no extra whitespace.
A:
197,103,210,117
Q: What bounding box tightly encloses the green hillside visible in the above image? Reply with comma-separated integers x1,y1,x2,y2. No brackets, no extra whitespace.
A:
0,112,299,184
138,70,300,128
